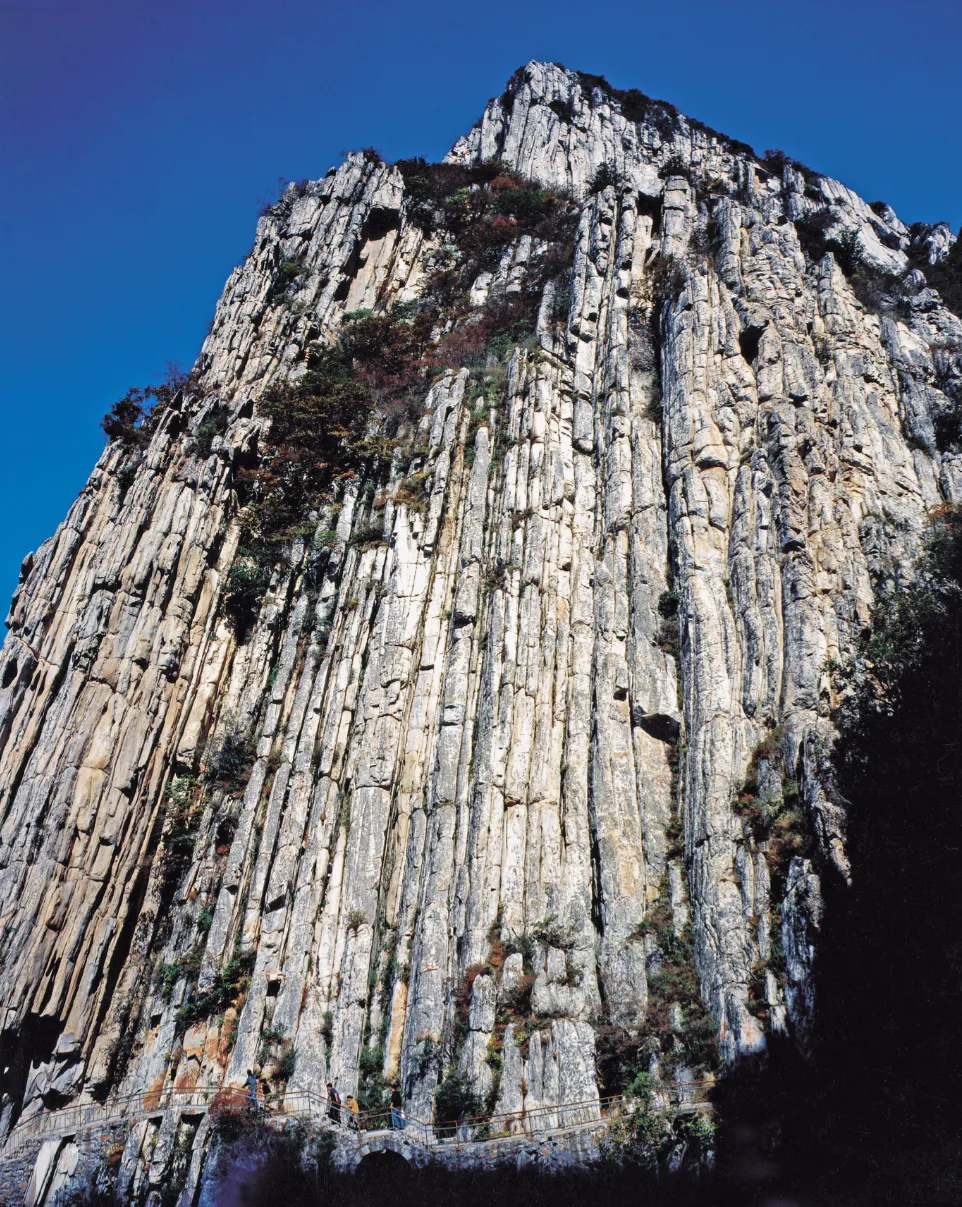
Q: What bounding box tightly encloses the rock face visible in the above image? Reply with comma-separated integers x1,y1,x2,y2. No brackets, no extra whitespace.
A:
1,59,960,1184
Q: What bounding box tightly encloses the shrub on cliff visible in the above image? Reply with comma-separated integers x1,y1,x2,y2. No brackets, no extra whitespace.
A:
176,945,255,1027
100,365,200,446
240,311,431,546
433,1071,484,1137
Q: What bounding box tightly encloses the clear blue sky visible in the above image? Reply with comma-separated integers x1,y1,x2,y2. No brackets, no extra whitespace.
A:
1,0,960,610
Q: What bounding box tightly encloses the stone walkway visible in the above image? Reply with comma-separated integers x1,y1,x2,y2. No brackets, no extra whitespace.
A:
0,1084,713,1203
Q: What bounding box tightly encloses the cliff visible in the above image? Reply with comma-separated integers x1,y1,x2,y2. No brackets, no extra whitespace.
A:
1,59,960,1183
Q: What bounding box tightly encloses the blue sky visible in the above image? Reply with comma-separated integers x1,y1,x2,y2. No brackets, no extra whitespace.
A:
1,0,960,608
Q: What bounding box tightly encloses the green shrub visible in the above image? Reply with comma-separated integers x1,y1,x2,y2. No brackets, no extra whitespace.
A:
589,162,622,194
659,154,691,181
194,406,230,457
176,945,255,1028
358,1043,388,1110
530,914,575,951
207,728,254,789
101,390,151,446
275,1045,296,1082
222,548,271,625
677,1110,715,1144
267,258,302,304
100,368,193,446
434,1072,484,1136
491,186,555,225
392,472,429,514
594,1026,649,1097
159,776,201,893
625,1068,656,1103
648,253,687,306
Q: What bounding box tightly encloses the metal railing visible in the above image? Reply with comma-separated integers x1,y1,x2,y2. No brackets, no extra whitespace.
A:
344,1093,623,1150
0,1078,714,1162
343,1080,713,1151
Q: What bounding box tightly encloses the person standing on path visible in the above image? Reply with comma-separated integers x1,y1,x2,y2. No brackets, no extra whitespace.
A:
346,1094,361,1131
327,1081,341,1124
246,1069,259,1112
390,1084,405,1130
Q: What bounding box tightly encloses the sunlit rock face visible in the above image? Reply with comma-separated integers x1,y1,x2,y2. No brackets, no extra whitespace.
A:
1,59,959,1182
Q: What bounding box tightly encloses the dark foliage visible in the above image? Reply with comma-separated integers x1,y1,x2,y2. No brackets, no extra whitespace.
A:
221,547,273,630
435,294,538,368
576,74,680,140
686,116,755,158
395,158,504,233
793,211,861,273
207,729,254,789
762,148,804,176
267,258,303,304
101,389,152,446
433,1071,484,1138
659,154,691,181
101,365,200,446
259,177,312,218
648,254,687,306
594,1025,649,1097
408,166,576,281
237,311,422,546
157,775,201,896
793,212,904,317
176,945,255,1027
792,216,908,315
819,508,962,1200
193,405,230,458
224,159,575,634
588,162,623,194
211,1140,713,1207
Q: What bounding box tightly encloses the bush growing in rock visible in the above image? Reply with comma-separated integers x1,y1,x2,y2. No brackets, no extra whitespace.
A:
100,365,200,446
176,945,255,1027
207,728,254,789
434,1071,484,1137
588,162,623,194
193,405,230,457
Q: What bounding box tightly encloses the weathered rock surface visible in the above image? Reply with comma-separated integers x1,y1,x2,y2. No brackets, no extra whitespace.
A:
1,59,961,1198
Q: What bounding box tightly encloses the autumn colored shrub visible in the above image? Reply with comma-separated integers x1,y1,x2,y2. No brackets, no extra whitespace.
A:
208,1087,257,1140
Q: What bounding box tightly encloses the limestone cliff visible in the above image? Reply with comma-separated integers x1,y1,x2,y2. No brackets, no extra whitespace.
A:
1,59,960,1158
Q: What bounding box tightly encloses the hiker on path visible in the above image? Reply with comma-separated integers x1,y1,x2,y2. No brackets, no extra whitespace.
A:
390,1084,405,1130
246,1069,259,1111
346,1095,360,1131
327,1081,341,1124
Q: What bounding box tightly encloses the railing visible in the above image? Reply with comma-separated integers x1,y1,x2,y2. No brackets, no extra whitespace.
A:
0,1087,226,1158
344,1080,712,1150
0,1078,714,1162
344,1093,625,1150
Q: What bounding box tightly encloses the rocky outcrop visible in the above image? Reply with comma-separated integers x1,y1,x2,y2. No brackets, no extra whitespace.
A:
1,59,960,1195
